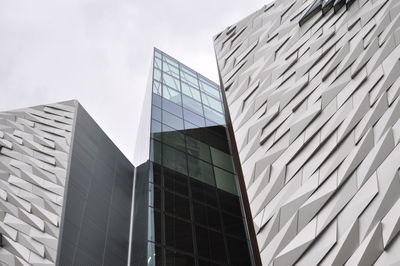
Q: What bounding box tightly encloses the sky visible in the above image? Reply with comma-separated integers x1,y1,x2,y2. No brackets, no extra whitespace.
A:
0,0,265,163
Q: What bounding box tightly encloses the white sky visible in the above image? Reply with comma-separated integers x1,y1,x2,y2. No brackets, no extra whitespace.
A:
0,0,266,162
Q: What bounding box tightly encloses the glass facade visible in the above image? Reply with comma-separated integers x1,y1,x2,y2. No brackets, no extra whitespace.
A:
140,49,254,266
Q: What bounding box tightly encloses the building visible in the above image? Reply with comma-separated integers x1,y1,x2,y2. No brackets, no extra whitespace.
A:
214,0,400,265
0,101,134,266
131,48,258,266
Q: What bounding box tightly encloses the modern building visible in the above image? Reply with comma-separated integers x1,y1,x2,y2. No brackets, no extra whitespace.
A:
3,0,400,265
0,101,134,266
131,48,259,266
214,0,400,265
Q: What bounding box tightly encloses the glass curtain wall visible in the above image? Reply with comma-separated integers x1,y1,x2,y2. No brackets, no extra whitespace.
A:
146,48,253,266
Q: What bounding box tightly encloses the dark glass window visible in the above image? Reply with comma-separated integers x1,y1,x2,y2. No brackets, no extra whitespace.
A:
193,202,221,231
162,124,185,152
188,156,215,186
222,212,246,239
190,179,218,207
165,249,194,266
164,168,189,196
165,215,193,253
151,119,162,141
214,167,238,195
226,237,251,266
186,136,211,163
164,191,191,220
210,147,234,172
162,145,187,175
218,191,241,216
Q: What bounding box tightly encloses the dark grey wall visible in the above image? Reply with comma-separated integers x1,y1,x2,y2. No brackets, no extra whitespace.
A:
57,103,134,266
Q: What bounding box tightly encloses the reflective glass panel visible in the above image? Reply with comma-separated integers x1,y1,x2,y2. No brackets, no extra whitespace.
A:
210,147,234,172
181,82,201,102
182,95,203,115
188,156,215,186
163,73,180,91
163,85,181,105
163,144,187,175
162,110,184,130
214,167,238,195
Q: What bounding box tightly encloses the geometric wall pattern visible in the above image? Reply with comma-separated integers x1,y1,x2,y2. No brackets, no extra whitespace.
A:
214,0,400,264
0,101,75,266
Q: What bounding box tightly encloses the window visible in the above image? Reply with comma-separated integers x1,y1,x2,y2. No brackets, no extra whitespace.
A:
183,109,205,127
153,80,162,95
186,136,211,163
163,144,187,175
163,98,183,117
163,73,180,91
181,82,201,102
214,167,238,195
203,106,225,125
201,92,223,113
199,79,220,100
162,124,185,151
188,156,215,186
182,95,203,115
151,119,162,141
152,105,162,122
162,111,183,130
163,85,181,105
210,147,234,172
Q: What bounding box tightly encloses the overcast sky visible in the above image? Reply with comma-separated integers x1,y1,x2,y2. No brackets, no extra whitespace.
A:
0,0,265,163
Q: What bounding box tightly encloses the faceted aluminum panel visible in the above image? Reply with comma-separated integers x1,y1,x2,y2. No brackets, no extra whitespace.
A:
214,0,400,265
0,101,75,266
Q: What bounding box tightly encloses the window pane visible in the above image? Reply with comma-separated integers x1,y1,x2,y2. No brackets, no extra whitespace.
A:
163,56,179,69
163,98,182,117
162,124,185,151
183,109,205,127
163,144,187,175
214,167,238,195
210,147,234,172
153,80,162,95
164,191,190,220
163,85,181,105
181,82,201,102
164,167,189,196
182,95,203,115
181,71,198,88
199,79,220,100
163,73,180,91
152,105,162,122
186,136,211,163
188,156,215,186
154,68,162,82
201,92,223,113
154,56,162,69
203,106,225,125
151,119,162,141
163,62,179,79
151,139,162,164
165,215,193,253
162,111,183,130
152,93,162,107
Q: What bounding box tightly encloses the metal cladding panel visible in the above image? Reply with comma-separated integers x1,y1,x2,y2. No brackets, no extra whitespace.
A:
214,0,400,265
57,103,134,266
0,101,76,266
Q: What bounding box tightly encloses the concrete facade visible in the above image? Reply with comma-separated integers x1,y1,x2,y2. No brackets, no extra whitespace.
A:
214,0,400,265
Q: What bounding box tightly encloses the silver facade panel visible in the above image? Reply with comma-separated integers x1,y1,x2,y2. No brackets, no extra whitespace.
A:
214,0,400,265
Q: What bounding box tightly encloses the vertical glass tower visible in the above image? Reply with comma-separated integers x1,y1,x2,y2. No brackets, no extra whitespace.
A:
132,49,256,266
